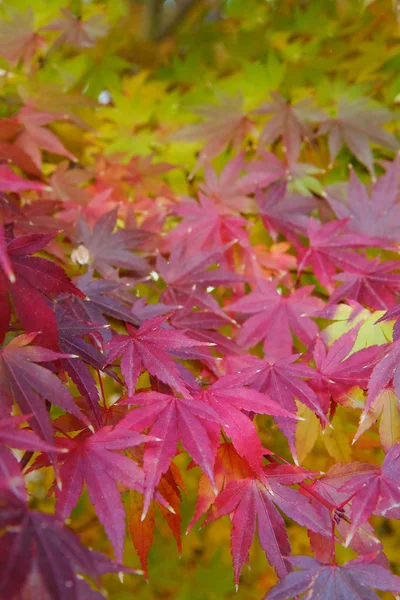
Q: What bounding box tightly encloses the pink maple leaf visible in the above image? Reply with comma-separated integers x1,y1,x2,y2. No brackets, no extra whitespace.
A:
326,158,400,242
227,279,323,359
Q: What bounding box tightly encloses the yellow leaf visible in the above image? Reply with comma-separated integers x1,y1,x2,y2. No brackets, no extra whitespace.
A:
321,413,351,463
380,389,400,453
295,404,320,464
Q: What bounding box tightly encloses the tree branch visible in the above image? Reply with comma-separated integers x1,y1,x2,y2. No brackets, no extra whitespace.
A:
154,0,203,41
142,0,165,40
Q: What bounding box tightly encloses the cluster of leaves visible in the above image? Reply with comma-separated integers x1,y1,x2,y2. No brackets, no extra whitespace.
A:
2,0,400,598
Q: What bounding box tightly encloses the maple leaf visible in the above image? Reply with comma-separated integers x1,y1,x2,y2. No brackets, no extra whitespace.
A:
119,390,221,518
88,153,172,206
221,353,328,460
264,555,400,599
244,151,288,190
245,151,324,196
42,422,160,562
0,448,133,599
43,8,109,49
49,160,91,206
129,465,184,578
227,279,323,359
318,97,400,176
364,336,400,416
254,92,326,163
192,379,298,472
297,217,381,291
0,230,84,347
54,299,113,428
0,7,44,69
123,153,174,197
74,274,140,334
74,207,150,279
300,462,385,562
310,328,382,413
169,92,253,171
336,443,400,546
242,241,296,287
187,442,253,534
104,315,209,396
165,192,249,258
0,333,87,448
12,106,77,171
326,158,400,242
0,163,45,193
156,242,243,317
329,257,400,310
170,304,242,356
256,181,316,242
204,466,328,586
0,414,63,452
197,155,258,213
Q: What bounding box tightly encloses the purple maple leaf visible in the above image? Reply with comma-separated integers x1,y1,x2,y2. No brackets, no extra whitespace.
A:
264,554,400,599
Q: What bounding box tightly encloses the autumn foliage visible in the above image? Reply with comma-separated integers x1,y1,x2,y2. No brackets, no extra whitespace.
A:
2,1,400,599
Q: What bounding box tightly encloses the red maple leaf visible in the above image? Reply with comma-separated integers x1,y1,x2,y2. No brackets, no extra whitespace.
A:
119,390,221,518
227,279,323,359
40,423,160,562
222,353,328,460
192,379,298,472
204,465,328,586
0,229,84,347
264,554,400,599
104,315,209,396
